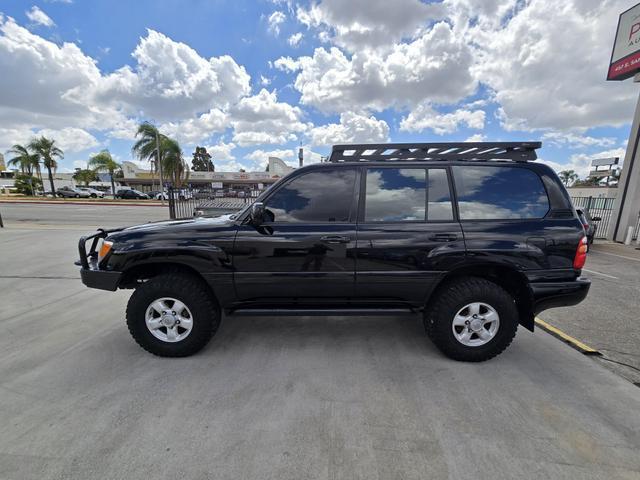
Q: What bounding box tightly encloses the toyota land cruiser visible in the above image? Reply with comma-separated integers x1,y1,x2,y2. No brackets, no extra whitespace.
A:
77,142,590,361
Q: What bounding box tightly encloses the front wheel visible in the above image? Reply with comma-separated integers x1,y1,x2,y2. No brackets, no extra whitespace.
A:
424,277,518,362
126,273,220,357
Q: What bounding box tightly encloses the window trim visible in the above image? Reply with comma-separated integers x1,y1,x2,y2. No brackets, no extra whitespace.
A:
452,165,551,222
258,166,361,225
358,166,456,225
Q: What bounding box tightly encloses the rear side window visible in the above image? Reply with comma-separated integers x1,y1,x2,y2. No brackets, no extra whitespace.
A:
453,166,549,220
364,168,453,222
264,168,356,222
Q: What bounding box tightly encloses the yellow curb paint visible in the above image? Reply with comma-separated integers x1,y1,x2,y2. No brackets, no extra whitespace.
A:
535,317,600,355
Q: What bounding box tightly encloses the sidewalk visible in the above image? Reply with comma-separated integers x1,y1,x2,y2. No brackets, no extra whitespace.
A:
591,240,640,259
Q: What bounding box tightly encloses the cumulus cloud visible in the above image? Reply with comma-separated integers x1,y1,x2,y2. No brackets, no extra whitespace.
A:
230,89,309,146
203,141,237,161
25,6,55,27
278,22,477,114
541,131,617,149
400,104,485,134
308,112,389,147
296,0,444,50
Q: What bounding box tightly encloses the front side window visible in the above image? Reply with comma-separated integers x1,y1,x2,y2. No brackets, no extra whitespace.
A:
453,166,550,220
364,168,453,222
264,168,356,222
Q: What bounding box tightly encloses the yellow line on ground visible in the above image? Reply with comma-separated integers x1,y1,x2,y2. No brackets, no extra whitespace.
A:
535,317,600,355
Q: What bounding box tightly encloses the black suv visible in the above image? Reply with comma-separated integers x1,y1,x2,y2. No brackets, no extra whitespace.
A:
78,142,590,361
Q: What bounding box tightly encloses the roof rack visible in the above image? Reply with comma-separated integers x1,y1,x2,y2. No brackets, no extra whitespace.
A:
328,142,541,163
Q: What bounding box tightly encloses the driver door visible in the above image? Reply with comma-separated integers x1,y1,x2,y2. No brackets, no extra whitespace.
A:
232,167,359,302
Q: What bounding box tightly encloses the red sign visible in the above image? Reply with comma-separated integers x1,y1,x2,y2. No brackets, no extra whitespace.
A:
608,3,640,81
608,51,640,80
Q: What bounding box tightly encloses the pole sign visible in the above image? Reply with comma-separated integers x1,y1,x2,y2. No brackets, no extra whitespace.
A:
591,157,619,167
608,3,640,80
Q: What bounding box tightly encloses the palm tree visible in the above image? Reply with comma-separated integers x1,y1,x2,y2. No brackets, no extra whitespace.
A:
88,150,121,198
29,136,63,195
7,144,39,176
132,122,165,200
558,169,578,187
159,137,189,187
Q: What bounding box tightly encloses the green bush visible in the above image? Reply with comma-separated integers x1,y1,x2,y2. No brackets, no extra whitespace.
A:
14,174,42,195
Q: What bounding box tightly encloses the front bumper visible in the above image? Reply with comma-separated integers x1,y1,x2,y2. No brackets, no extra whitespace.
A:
80,268,121,291
531,277,591,315
77,228,123,291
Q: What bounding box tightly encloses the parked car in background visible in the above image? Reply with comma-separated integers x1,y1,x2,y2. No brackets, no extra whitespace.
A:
154,191,169,201
78,141,590,362
576,208,600,245
78,187,105,198
116,189,149,200
57,186,91,198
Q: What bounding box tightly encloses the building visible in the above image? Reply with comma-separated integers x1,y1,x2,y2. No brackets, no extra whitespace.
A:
120,156,295,192
566,186,618,199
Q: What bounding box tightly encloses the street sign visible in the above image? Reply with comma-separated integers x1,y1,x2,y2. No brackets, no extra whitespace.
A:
608,2,640,80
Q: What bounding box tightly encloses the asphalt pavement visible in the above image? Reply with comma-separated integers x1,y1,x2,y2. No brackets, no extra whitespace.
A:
1,203,639,480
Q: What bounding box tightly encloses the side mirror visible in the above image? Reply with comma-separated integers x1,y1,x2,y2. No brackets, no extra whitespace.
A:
592,216,601,222
250,202,265,225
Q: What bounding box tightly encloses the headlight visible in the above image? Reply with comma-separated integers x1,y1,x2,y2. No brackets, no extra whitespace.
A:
98,240,113,262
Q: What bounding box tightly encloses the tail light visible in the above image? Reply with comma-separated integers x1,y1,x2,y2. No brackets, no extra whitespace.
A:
573,236,588,270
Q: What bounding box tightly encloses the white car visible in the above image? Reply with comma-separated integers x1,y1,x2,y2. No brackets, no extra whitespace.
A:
78,187,105,198
154,192,169,200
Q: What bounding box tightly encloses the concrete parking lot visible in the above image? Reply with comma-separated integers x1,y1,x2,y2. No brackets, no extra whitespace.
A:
1,203,640,480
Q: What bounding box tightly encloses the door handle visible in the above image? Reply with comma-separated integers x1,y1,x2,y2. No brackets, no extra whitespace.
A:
429,233,458,242
320,235,350,244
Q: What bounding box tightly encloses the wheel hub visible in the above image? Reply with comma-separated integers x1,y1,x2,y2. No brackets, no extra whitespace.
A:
470,318,484,331
452,302,500,347
161,314,177,328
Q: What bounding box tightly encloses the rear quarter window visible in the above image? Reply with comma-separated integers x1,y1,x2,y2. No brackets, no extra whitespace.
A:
452,166,550,220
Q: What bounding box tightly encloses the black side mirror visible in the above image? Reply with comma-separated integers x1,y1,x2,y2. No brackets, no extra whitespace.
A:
250,202,265,225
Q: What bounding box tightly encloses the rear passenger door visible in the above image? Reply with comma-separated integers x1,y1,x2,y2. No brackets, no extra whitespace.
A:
451,165,556,269
355,167,466,304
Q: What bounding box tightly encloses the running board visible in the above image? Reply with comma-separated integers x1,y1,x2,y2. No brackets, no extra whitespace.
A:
229,308,417,316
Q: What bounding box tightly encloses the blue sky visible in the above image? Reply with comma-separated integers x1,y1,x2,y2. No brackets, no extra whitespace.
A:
0,0,638,176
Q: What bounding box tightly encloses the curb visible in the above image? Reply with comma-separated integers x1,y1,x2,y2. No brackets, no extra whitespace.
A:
0,200,165,207
535,317,601,356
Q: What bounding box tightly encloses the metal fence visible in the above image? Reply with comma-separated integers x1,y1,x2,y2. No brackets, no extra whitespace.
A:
570,196,616,240
168,187,257,220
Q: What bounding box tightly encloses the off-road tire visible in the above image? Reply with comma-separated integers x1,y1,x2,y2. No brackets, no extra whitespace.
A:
126,272,220,357
424,277,518,362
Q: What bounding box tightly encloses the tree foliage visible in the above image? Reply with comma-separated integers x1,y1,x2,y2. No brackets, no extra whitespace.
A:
88,150,121,196
73,168,98,186
558,169,578,187
191,146,213,171
14,174,42,196
29,136,63,195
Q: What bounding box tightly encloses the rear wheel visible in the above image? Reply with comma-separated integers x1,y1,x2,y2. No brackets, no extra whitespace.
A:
424,277,518,362
126,272,220,357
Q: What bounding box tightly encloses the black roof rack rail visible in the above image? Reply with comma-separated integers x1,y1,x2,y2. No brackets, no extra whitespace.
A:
328,142,541,163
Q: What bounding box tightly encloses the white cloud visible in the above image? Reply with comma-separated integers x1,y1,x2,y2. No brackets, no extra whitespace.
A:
95,29,251,121
268,11,286,36
541,131,617,149
0,126,98,154
288,32,303,47
308,112,389,147
260,75,271,86
25,6,55,27
465,133,486,142
160,109,227,145
203,141,236,161
273,55,299,72
280,22,477,114
472,0,637,131
296,0,444,50
230,89,309,147
400,104,485,134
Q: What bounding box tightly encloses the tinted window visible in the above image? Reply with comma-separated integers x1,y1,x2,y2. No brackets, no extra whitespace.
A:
364,168,454,222
264,169,356,222
453,166,549,220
